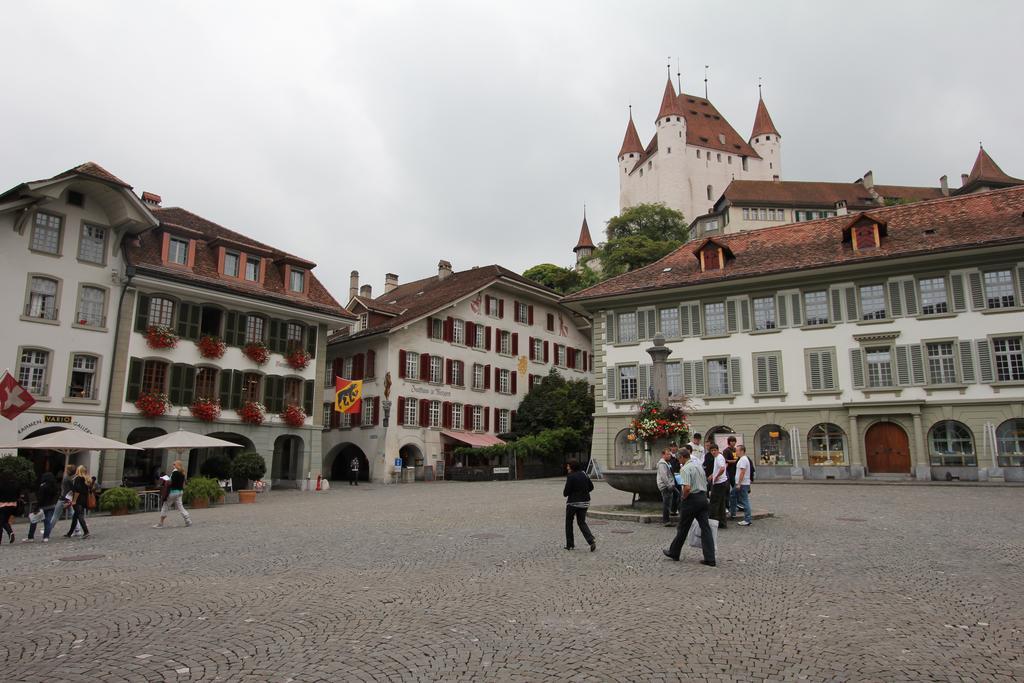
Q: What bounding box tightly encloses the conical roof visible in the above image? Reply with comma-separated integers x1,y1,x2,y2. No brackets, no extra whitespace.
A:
657,78,684,120
618,114,643,158
751,96,780,138
574,215,595,252
961,147,1022,191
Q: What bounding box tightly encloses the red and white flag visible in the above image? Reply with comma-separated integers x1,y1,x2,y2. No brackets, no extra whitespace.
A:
0,371,36,420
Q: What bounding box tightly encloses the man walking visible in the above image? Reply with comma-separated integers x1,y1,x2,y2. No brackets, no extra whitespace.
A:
668,447,682,515
708,444,729,529
349,456,360,486
663,452,716,566
657,450,678,526
563,461,596,551
48,464,76,535
730,445,753,526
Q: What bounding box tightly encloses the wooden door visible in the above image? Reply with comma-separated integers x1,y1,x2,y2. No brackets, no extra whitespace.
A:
865,422,911,473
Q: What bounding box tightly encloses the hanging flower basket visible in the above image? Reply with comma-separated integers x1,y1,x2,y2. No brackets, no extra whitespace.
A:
628,400,690,443
145,325,178,349
190,397,221,422
280,404,306,427
285,347,311,371
135,391,170,418
196,335,226,359
242,342,269,365
237,401,266,425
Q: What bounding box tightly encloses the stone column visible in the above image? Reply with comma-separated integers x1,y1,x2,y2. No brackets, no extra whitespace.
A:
645,334,671,405
911,413,930,481
847,414,864,479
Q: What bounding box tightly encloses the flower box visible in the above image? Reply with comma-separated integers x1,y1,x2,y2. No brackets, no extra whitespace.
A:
280,404,306,427
243,342,269,365
135,391,170,418
628,400,690,444
190,397,221,422
196,335,226,359
145,325,178,350
238,401,266,425
285,347,311,371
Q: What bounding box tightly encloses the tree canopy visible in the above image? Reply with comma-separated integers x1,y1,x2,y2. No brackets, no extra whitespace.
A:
522,263,600,296
599,203,688,276
508,369,594,440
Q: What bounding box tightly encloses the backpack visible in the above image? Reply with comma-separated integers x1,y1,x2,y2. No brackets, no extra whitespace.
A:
749,457,756,483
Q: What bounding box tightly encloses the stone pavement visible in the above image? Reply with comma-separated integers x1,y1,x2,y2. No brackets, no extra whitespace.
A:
0,480,1021,682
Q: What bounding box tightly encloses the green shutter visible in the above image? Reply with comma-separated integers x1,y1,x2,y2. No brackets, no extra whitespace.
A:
638,363,651,400
903,279,919,316
679,304,691,336
268,319,283,353
755,354,769,394
305,324,318,358
126,358,143,401
739,298,751,332
725,300,738,334
767,354,781,393
821,350,836,390
830,290,843,324
728,356,742,394
169,364,184,405
1017,266,1024,305
807,351,822,391
950,273,967,312
790,293,802,326
604,312,615,344
689,304,702,336
844,286,858,321
776,294,788,327
176,302,200,340
224,311,238,346
968,272,985,310
850,348,865,389
888,281,904,318
909,345,925,385
605,368,617,400
219,369,234,409
637,309,648,340
303,379,314,415
682,361,694,396
976,340,994,383
894,345,911,386
263,376,279,413
134,294,151,332
230,370,244,408
958,340,976,383
692,360,706,396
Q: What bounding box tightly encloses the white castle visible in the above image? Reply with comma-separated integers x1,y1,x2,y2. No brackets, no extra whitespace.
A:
617,77,781,223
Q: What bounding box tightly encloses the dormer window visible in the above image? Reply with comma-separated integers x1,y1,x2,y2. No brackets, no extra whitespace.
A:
223,250,240,277
695,239,732,272
244,255,261,281
289,267,306,293
168,237,189,265
843,214,888,252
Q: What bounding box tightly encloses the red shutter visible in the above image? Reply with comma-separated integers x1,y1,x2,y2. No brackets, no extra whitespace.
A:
581,351,587,371
511,333,518,355
511,410,517,427
498,299,505,318
426,317,433,338
398,350,406,378
464,404,473,429
332,356,343,379
528,305,534,325
567,348,575,369
484,406,490,432
528,337,534,361
485,326,492,351
330,403,340,429
510,372,517,394
419,398,429,427
444,317,454,342
445,358,453,384
354,353,365,380
373,396,380,426
494,366,500,391
465,321,475,345
420,354,430,381
485,295,492,314
366,349,376,379
397,396,405,425
484,365,491,390
513,300,520,322
442,401,451,429
543,341,549,363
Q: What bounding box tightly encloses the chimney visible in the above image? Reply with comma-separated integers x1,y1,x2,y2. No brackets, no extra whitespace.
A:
862,170,874,189
384,273,399,294
359,284,372,298
835,200,848,216
349,270,359,301
961,173,970,187
141,191,162,207
940,175,949,197
437,259,453,280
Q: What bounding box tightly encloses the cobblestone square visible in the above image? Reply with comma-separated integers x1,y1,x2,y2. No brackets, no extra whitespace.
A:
1,480,1021,682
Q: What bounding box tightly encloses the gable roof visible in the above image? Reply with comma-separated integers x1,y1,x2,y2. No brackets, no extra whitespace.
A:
957,147,1023,194
750,96,780,138
349,295,405,316
563,186,1024,303
50,162,133,189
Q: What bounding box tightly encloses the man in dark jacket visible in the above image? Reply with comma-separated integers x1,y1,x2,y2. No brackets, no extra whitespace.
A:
563,461,596,552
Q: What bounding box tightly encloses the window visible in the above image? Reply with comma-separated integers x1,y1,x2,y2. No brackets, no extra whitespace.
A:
285,323,303,351
487,297,501,317
77,224,106,264
167,237,189,265
515,302,529,323
859,285,887,320
451,403,464,430
707,185,714,200
404,398,418,426
323,403,333,428
289,268,306,293
996,419,1024,467
666,361,682,397
808,423,846,466
340,411,352,428
67,354,98,400
755,425,792,466
430,318,444,340
498,369,511,394
659,308,680,338
18,349,49,395
617,312,638,343
241,373,262,403
358,313,368,331
31,212,62,254
803,291,829,326
752,296,776,330
474,325,487,349
926,342,957,384
532,337,543,361
452,319,465,345
929,421,975,466
284,378,302,406
141,360,168,394
148,297,175,328
865,346,894,388
706,358,730,396
472,363,484,390
758,208,767,221
429,356,443,383
343,357,354,378
240,315,264,344
697,150,701,158
428,400,441,428
244,256,261,281
223,251,240,277
358,399,372,426
918,277,948,315
497,409,511,434
806,348,837,392
26,276,59,320
472,406,484,431
76,286,106,327
195,367,218,400
405,352,420,380
983,270,1016,308
704,302,726,336
546,313,555,332
753,352,782,394
619,365,638,400
993,336,1024,382
555,345,566,367
451,360,464,386
499,330,511,355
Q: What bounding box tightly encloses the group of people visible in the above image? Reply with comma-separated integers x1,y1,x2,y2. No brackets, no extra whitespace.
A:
0,464,96,543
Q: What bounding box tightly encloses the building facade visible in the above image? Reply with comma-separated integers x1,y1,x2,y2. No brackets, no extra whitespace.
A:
322,263,593,482
564,187,1024,482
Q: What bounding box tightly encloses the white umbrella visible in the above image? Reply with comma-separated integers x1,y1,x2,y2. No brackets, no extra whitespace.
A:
1,427,142,454
130,430,243,451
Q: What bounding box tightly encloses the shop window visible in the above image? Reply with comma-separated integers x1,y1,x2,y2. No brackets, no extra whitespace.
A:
996,419,1024,467
808,423,846,466
928,420,975,467
754,425,792,466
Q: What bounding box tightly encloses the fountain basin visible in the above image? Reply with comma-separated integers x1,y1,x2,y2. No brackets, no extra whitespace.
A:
603,469,662,503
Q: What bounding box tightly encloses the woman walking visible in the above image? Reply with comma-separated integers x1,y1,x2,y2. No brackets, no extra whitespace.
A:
64,465,91,540
0,469,21,544
562,460,596,552
24,472,59,543
154,460,191,529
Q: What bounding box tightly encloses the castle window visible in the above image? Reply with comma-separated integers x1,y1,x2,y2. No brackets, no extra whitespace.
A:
717,153,722,162
706,185,713,200
678,131,682,138
639,169,643,177
647,161,652,170
755,137,759,143
696,150,701,158
742,157,749,171
728,156,732,164
667,147,671,154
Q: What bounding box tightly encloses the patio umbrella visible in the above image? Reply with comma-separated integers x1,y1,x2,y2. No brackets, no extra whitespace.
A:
129,430,243,451
1,427,142,470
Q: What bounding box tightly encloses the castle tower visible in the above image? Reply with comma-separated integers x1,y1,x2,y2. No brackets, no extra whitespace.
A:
617,110,644,210
573,211,596,270
749,93,782,179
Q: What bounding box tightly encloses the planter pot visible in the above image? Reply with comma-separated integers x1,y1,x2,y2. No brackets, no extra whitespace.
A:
238,490,257,504
110,508,130,516
190,497,209,509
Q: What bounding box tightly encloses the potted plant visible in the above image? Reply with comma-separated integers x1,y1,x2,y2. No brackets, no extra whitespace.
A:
145,325,179,349
285,347,311,370
231,451,266,504
182,476,224,509
196,335,226,359
237,401,266,425
0,454,35,495
190,397,221,422
98,486,140,516
242,341,269,365
135,391,170,418
280,404,306,427
199,453,233,481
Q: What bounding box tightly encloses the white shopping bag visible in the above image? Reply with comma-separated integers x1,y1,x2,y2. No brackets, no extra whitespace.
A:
687,517,719,553
320,479,330,491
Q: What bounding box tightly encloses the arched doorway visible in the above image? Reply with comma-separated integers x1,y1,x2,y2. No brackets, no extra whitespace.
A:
865,421,911,474
272,435,304,486
190,432,254,488
399,443,423,470
326,443,369,482
18,426,70,482
705,425,736,452
125,427,167,487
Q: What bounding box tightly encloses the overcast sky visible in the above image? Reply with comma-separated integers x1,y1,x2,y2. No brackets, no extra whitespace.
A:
3,1,1022,303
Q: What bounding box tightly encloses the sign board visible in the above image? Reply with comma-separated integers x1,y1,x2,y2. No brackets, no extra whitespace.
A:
45,415,73,424
493,467,510,474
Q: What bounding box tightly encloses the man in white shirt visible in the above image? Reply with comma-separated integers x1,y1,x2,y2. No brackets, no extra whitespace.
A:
730,445,753,526
689,432,705,466
708,444,730,529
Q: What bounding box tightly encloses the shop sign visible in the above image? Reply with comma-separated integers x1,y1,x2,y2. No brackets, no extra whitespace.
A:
44,415,73,424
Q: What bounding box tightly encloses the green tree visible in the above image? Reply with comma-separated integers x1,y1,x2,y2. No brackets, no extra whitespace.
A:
600,203,688,276
510,369,594,440
522,262,601,295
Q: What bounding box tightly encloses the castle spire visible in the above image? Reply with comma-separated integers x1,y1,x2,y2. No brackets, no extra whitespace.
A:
657,76,684,120
750,92,780,138
573,210,595,252
961,145,1023,190
618,108,643,158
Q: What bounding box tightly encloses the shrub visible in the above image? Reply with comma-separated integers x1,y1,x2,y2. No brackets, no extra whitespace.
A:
98,486,140,512
0,455,35,490
199,453,233,480
231,451,266,484
183,476,225,504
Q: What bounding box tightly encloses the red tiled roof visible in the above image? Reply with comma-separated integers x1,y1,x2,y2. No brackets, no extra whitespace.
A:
350,295,405,316
563,186,1024,303
128,207,352,319
657,78,685,120
750,96,779,138
618,115,644,158
574,216,595,251
871,184,946,202
958,147,1023,193
720,180,880,209
51,162,133,189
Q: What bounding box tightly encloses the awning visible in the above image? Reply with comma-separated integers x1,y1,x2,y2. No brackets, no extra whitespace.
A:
442,431,506,448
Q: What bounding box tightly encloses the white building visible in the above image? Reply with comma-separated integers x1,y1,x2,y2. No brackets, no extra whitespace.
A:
564,187,1024,482
322,262,593,482
0,163,158,478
